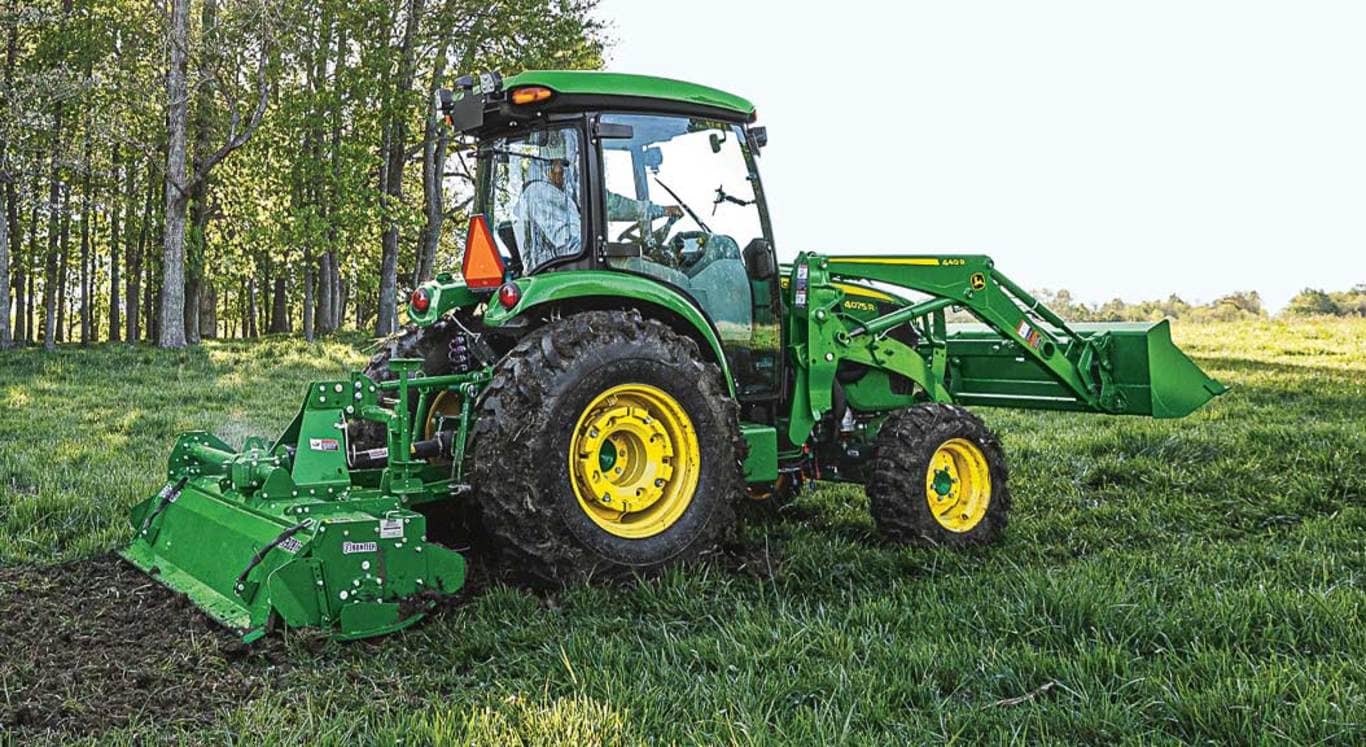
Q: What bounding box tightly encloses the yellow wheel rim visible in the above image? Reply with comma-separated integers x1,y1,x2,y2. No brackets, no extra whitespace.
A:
568,383,701,539
925,437,992,533
424,390,463,441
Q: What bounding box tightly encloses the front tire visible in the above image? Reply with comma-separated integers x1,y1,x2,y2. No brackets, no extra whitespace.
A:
469,310,744,584
866,404,1010,546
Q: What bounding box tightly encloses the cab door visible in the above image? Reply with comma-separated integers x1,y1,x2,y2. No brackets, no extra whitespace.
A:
596,113,782,402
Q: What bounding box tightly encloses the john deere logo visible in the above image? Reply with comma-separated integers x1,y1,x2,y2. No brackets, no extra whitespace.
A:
970,273,987,290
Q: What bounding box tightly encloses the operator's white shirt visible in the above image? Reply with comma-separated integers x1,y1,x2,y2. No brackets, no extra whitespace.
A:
512,180,582,270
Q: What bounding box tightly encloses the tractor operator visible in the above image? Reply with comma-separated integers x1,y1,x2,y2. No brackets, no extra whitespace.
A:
512,132,682,269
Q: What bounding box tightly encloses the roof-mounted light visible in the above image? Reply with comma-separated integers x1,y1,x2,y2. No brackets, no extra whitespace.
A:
510,86,553,105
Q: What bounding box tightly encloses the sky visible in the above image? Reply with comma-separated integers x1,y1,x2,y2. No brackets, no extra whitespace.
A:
595,0,1366,310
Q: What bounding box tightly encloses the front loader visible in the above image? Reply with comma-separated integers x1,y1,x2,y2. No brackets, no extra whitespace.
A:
123,70,1225,641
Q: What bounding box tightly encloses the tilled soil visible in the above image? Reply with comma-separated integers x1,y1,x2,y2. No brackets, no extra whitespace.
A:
0,536,775,741
0,555,290,740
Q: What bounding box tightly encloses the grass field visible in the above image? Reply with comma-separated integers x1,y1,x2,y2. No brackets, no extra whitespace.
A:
1,318,1363,744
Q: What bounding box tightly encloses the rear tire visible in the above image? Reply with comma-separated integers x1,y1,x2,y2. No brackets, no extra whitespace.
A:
469,310,744,585
866,404,1010,546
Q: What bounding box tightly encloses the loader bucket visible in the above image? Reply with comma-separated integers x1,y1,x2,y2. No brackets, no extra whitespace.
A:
946,319,1227,418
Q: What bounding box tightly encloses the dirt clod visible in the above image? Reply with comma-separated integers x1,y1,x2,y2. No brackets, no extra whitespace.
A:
0,554,289,740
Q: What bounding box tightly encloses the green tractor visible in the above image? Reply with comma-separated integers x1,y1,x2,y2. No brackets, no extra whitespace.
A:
123,71,1226,641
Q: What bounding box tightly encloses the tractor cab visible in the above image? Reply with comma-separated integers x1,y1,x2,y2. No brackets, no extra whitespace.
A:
437,71,784,400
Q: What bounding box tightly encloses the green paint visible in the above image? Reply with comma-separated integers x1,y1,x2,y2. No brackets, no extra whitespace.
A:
933,469,953,497
783,252,1227,443
121,368,483,641
503,70,756,119
598,439,617,473
739,423,778,483
482,270,738,398
406,271,480,328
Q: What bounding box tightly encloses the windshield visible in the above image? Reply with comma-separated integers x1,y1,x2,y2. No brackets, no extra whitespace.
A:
600,115,763,251
475,125,585,272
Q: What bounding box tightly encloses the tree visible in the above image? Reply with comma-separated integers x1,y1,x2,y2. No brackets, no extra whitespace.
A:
1285,288,1340,317
160,0,273,348
3,0,602,347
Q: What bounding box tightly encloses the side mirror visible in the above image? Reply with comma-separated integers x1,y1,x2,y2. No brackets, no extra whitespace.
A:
709,131,727,153
434,89,454,126
743,238,776,280
747,126,768,150
642,146,663,170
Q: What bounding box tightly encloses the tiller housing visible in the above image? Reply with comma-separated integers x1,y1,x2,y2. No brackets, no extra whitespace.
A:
122,360,473,641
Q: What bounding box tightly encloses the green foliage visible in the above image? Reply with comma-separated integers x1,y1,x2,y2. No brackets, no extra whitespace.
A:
2,0,605,342
2,318,1365,742
1286,285,1366,317
1031,288,1276,323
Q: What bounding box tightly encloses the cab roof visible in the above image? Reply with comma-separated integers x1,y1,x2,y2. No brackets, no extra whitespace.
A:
503,70,756,121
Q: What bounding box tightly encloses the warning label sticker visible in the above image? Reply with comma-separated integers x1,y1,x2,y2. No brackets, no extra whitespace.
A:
342,541,377,554
309,438,340,452
279,537,304,554
379,518,404,539
1016,320,1044,350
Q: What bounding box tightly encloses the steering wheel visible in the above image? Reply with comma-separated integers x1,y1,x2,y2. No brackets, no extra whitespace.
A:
615,212,681,249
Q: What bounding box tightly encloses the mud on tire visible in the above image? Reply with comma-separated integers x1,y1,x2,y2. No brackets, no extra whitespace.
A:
469,309,745,585
866,403,1011,547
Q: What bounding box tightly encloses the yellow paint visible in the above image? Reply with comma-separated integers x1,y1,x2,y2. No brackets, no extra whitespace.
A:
924,437,992,532
424,390,464,440
829,257,941,266
834,282,897,303
569,383,701,539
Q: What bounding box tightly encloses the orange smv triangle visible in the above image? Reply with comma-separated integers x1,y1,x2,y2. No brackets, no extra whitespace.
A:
461,214,505,289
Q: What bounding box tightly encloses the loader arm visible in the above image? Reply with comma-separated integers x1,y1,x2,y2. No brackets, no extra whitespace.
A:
785,253,1226,445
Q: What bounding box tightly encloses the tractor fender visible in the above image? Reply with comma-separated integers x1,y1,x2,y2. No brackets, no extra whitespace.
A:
482,270,737,398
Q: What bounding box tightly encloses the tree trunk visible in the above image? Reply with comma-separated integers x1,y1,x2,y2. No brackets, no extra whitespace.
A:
246,275,257,337
57,185,70,344
302,252,314,342
43,177,62,350
328,24,346,334
199,282,216,338
159,0,191,348
337,276,348,333
145,248,157,342
80,125,93,345
416,46,450,289
375,0,426,336
108,146,123,342
23,197,37,343
0,0,15,346
10,200,25,345
330,250,342,331
128,163,153,343
315,252,334,335
270,275,288,333
0,180,9,348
